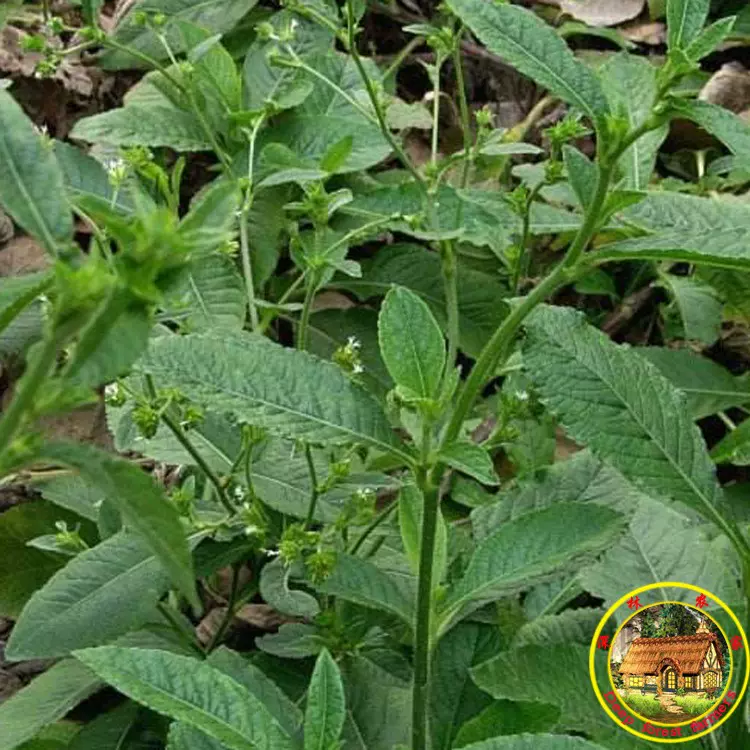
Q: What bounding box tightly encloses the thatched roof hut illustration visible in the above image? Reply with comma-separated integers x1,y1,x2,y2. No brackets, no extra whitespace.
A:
619,620,724,695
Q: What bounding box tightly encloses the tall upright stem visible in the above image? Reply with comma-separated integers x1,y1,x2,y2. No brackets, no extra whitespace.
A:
412,422,437,750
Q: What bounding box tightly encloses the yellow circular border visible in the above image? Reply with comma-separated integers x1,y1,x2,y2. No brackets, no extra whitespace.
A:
606,601,733,727
589,582,749,744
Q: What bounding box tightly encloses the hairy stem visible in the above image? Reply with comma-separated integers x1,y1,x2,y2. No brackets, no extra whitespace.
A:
348,502,397,555
441,241,460,372
297,270,321,351
452,33,473,189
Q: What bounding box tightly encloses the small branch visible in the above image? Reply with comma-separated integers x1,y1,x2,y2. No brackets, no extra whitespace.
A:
303,445,319,530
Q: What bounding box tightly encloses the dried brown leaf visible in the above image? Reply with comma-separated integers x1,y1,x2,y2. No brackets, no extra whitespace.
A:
560,0,645,27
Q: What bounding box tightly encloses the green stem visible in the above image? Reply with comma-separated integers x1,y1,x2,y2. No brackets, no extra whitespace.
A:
443,160,615,446
157,602,205,657
344,0,428,192
144,376,236,515
258,272,306,335
0,333,61,456
511,182,544,294
102,39,188,95
452,34,473,190
303,445,319,530
348,502,397,555
297,270,320,351
205,564,242,652
412,450,438,750
383,36,424,83
430,60,443,166
239,116,266,332
441,241,459,372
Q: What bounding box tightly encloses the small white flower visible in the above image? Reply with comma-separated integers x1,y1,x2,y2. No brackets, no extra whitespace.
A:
233,485,247,502
347,336,361,350
104,157,128,184
34,124,48,137
352,363,364,375
105,383,120,400
515,390,529,402
265,548,280,557
243,524,261,537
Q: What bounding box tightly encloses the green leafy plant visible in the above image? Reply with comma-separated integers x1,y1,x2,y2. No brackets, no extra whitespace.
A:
2,0,750,749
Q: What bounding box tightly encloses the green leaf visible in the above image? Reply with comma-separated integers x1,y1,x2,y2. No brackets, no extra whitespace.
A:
259,52,390,173
0,90,72,253
0,502,84,618
667,0,710,50
67,702,160,750
71,105,213,151
257,623,323,660
453,702,560,748
563,145,596,210
378,286,445,399
580,496,743,610
439,441,499,486
304,649,346,750
711,417,750,465
399,483,447,582
208,647,302,734
178,179,240,256
54,141,135,214
34,442,198,610
339,244,508,359
523,306,734,530
513,607,606,648
0,659,100,750
0,273,48,356
599,53,668,190
321,553,415,626
658,272,722,346
446,0,609,124
340,656,411,750
73,647,295,750
139,332,409,460
637,347,750,419
670,99,750,168
36,473,103,521
259,557,320,618
102,0,260,70
430,624,500,750
472,451,643,542
243,40,313,113
170,255,246,330
443,502,627,626
685,16,736,61
700,267,750,324
6,532,174,660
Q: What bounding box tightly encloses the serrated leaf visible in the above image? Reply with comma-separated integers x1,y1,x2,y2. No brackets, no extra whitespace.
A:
321,553,415,626
513,607,606,648
304,649,345,750
471,450,645,542
172,255,246,330
0,90,72,253
209,647,302,734
453,703,561,748
440,441,499,486
71,106,213,151
103,0,260,70
73,647,295,750
139,332,409,460
599,53,667,189
6,532,175,660
0,502,84,619
378,286,445,399
667,0,710,50
0,659,100,750
580,496,742,611
446,0,609,124
33,442,198,610
523,305,736,535
443,502,627,626
0,273,49,351
637,347,750,418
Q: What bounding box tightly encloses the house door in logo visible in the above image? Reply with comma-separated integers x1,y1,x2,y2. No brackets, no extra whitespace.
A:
663,667,677,692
